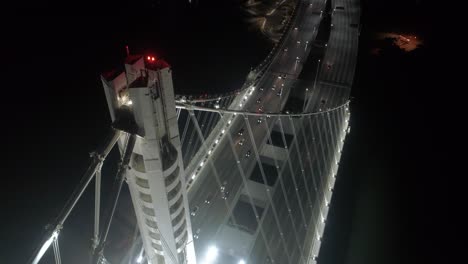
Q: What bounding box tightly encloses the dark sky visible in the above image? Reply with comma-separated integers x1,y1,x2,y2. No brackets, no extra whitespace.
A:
1,0,434,263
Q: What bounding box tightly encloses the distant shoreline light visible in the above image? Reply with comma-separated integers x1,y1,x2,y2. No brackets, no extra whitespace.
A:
375,32,423,52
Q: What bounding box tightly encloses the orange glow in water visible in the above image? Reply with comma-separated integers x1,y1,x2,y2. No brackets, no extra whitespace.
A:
376,32,423,52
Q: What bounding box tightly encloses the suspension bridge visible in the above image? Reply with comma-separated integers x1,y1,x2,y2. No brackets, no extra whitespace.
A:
28,0,360,263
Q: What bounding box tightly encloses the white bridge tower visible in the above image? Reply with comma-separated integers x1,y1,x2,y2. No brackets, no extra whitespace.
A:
101,55,196,264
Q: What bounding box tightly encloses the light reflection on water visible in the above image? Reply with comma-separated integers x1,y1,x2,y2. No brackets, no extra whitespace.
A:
376,32,423,52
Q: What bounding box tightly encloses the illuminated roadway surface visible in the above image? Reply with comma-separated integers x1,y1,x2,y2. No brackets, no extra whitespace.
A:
184,0,340,261
315,0,359,95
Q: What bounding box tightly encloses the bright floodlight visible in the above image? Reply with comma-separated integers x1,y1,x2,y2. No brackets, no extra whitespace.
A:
203,245,218,264
238,259,246,264
136,254,143,263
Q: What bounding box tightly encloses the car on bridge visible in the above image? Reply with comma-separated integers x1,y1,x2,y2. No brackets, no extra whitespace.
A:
238,138,245,146
193,228,201,239
220,180,227,192
257,118,263,124
238,128,244,136
221,191,230,200
191,206,199,216
205,194,213,204
256,97,262,104
245,150,251,158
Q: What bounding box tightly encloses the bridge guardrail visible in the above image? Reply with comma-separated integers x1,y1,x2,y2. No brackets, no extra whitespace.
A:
183,0,307,188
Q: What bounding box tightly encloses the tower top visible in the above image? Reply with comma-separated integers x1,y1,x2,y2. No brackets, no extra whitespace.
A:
102,54,170,82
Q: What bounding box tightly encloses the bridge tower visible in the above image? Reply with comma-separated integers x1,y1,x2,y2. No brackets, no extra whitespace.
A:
101,55,196,264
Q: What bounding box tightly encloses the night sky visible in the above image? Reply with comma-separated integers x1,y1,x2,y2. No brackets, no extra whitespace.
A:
2,0,433,263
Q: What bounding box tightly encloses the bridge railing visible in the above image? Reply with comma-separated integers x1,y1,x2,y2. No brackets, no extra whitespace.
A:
177,0,308,178
177,100,351,264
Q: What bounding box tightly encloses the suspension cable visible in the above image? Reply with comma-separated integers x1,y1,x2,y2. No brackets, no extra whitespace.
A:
93,165,102,251
28,128,121,264
92,133,136,264
188,111,243,242
216,113,275,263
243,114,293,263
52,238,61,264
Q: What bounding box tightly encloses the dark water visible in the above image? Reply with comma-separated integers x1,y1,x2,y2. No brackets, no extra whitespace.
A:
318,1,431,264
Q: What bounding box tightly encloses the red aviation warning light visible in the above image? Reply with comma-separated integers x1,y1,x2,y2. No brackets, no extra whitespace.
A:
143,54,170,70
